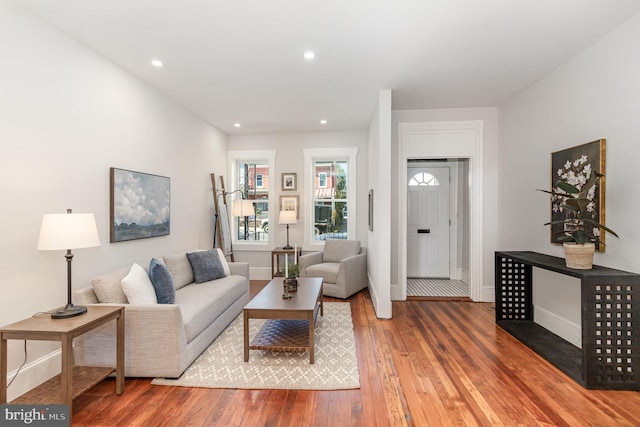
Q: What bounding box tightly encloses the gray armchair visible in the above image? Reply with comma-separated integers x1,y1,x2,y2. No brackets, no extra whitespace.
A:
298,239,368,299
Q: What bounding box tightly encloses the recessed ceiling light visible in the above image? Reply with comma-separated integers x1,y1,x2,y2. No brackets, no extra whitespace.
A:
234,123,241,127
320,120,327,124
151,59,163,67
303,51,315,60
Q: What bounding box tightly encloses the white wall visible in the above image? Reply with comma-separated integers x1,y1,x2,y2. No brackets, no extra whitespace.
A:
499,12,640,343
0,3,227,399
367,90,392,318
391,108,500,301
227,130,368,279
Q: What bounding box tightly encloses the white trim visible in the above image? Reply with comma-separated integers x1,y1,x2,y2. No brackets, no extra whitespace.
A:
5,348,61,402
303,147,358,246
534,305,581,348
397,121,484,301
227,150,277,250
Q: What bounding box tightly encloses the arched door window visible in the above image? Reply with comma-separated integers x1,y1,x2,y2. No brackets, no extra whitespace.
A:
408,172,440,186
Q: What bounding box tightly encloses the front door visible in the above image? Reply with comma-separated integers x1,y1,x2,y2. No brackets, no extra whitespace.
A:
407,165,450,278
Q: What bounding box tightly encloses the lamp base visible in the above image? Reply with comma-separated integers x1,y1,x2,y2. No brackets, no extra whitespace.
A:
283,244,293,249
51,304,87,319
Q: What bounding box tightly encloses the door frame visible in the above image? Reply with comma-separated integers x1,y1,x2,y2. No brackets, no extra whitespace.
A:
407,161,460,280
397,120,484,301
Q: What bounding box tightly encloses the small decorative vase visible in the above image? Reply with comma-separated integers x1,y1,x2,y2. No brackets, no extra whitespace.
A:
563,242,595,269
284,277,298,292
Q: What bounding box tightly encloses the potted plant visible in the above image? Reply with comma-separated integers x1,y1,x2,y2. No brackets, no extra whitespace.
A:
538,156,618,269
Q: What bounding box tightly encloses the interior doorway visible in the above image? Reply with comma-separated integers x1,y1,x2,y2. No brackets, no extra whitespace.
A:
396,120,484,302
406,159,470,297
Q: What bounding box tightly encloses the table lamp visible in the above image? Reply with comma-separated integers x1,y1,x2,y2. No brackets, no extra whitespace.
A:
279,210,297,249
37,209,101,319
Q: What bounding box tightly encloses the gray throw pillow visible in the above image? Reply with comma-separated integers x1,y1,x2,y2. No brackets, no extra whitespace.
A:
186,249,227,283
149,258,176,304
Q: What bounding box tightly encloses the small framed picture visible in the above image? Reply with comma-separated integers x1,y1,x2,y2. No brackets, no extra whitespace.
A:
280,195,299,218
281,173,297,191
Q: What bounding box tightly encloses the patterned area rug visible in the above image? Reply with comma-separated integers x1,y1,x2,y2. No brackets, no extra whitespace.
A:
151,302,360,390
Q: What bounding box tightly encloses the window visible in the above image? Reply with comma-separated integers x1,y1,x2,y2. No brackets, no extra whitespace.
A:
228,151,276,247
409,172,440,186
318,172,327,188
304,148,358,243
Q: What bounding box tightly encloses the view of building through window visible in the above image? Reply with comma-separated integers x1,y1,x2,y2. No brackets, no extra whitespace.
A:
237,161,269,241
313,160,348,240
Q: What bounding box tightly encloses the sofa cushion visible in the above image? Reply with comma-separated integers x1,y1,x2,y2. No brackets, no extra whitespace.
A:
92,267,130,303
216,248,231,276
323,239,361,263
187,249,226,283
149,258,176,304
176,275,247,343
163,252,195,290
306,262,340,284
121,263,158,304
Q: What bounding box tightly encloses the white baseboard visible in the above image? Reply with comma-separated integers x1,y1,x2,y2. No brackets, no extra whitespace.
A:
534,305,582,349
482,286,495,302
5,349,61,402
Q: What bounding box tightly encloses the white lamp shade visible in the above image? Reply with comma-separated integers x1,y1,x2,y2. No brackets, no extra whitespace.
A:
232,199,255,217
279,210,297,225
37,213,101,250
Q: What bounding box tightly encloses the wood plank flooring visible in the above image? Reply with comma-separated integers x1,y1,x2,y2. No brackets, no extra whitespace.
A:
71,282,640,426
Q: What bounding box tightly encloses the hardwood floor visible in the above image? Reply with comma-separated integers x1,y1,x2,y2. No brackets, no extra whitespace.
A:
71,282,640,426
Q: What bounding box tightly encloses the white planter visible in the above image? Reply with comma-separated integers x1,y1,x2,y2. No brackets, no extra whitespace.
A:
563,242,595,269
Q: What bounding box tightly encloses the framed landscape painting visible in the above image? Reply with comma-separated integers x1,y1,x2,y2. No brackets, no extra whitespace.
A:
110,168,171,242
550,139,606,251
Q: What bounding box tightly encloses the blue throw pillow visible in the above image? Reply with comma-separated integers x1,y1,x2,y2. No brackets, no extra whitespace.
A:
186,250,226,283
149,258,176,304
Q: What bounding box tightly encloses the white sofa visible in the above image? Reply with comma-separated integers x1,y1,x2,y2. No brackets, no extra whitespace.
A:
73,250,249,378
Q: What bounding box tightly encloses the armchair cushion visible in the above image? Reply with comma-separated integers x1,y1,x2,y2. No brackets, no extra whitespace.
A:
323,239,360,263
305,262,339,284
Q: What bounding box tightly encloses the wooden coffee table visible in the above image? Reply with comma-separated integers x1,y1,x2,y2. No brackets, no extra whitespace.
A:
243,277,323,363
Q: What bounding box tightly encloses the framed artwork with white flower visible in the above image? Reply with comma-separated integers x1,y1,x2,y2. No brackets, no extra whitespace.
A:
550,139,606,251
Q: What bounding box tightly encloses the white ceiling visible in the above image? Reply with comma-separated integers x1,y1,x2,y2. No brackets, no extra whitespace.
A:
14,0,640,135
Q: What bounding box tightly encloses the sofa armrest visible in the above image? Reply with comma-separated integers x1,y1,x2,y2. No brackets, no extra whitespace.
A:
228,261,249,279
299,251,324,277
74,303,188,378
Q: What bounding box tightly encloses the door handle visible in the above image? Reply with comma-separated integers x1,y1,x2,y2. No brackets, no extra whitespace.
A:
417,229,430,234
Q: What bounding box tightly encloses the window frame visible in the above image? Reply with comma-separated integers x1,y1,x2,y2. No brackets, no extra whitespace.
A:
227,150,276,249
318,172,327,188
303,147,358,245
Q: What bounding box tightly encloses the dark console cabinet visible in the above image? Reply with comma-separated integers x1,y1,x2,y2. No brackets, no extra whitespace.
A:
495,251,639,390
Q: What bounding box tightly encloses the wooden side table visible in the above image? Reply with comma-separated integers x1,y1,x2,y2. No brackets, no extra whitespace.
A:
271,246,303,277
0,305,125,414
